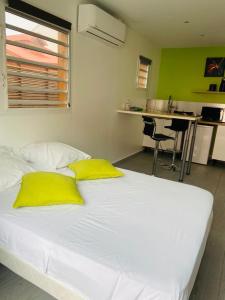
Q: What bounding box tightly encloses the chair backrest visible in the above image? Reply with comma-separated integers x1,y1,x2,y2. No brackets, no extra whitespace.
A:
170,111,193,132
142,116,156,138
170,119,189,132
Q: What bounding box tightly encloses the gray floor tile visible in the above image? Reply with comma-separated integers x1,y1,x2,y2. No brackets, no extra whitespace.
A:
0,264,55,300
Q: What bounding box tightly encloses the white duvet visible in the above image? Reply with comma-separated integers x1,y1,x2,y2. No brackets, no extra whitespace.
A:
0,169,213,300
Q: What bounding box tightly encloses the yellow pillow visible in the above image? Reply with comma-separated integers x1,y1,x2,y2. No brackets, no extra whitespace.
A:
13,172,84,208
68,159,124,180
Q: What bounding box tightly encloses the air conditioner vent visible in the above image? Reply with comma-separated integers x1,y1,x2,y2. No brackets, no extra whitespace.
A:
78,4,126,47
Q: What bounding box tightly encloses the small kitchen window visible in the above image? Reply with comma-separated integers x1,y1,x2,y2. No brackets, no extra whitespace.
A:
137,55,152,89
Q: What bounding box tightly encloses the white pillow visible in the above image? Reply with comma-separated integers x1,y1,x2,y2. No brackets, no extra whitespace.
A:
0,152,34,192
0,145,14,156
18,142,91,170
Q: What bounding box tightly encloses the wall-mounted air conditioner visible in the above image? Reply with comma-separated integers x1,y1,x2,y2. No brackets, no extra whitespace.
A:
78,4,126,47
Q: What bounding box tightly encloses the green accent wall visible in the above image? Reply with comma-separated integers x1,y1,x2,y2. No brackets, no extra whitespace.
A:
157,47,225,103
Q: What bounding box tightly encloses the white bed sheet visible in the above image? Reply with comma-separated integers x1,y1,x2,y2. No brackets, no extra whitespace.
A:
0,169,213,300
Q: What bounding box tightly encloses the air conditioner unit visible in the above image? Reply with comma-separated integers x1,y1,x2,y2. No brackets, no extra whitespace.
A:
78,4,126,47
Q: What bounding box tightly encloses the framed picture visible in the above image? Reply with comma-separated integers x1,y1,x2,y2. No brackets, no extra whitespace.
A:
204,57,225,77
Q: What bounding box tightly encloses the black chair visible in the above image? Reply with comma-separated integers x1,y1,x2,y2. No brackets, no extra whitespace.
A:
143,116,174,175
165,111,193,170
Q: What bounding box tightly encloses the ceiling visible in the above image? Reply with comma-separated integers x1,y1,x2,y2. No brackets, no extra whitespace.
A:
95,0,225,48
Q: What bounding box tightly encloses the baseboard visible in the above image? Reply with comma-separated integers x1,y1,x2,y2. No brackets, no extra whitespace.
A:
112,149,142,164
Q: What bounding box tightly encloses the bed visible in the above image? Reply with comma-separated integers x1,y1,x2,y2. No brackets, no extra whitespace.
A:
0,168,213,300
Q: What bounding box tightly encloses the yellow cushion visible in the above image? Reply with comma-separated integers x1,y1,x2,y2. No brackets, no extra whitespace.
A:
68,159,124,180
13,172,84,208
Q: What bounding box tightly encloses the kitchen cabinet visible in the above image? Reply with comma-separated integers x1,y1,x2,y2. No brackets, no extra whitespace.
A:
212,125,225,161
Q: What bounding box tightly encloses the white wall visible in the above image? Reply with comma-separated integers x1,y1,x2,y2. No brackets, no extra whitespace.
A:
0,0,161,162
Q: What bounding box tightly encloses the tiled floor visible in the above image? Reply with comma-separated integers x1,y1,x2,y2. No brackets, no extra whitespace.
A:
0,151,224,299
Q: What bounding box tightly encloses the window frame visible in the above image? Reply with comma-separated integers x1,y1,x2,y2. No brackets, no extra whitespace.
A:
0,1,72,111
136,55,152,90
0,0,8,111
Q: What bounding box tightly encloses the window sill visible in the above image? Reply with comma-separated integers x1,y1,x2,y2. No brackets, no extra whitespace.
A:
0,106,72,115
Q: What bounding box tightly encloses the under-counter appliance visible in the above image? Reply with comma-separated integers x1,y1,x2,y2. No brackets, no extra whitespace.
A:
201,106,224,122
186,125,214,165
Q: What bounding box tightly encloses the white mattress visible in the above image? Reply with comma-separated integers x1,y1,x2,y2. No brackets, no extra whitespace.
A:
0,168,213,300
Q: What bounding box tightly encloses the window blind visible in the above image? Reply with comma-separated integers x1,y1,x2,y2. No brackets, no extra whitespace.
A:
137,55,152,89
5,3,71,108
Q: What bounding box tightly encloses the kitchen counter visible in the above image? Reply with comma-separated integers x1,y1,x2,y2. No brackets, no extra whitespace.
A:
198,120,225,126
117,109,201,121
117,109,200,181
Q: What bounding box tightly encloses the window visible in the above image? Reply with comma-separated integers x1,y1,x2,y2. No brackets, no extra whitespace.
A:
137,55,152,89
2,0,71,109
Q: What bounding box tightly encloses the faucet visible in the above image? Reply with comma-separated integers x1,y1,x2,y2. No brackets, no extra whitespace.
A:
167,95,173,113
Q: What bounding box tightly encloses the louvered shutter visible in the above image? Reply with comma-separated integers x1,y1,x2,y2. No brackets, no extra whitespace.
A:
5,2,71,108
137,55,152,89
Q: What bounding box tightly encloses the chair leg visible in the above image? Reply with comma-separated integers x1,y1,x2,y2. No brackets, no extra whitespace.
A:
152,140,159,175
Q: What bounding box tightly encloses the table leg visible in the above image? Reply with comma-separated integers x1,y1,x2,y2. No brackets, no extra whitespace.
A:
179,120,192,182
180,131,185,153
186,120,198,175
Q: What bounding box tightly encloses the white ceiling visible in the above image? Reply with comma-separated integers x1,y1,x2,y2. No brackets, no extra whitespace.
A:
95,0,225,48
